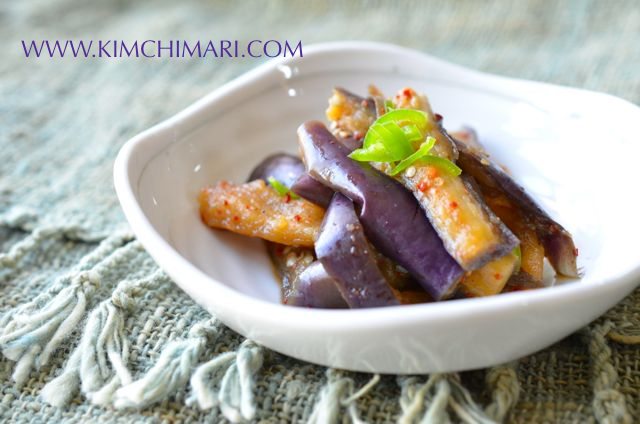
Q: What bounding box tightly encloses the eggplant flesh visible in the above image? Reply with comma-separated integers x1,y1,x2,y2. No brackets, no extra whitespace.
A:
389,110,517,271
315,193,399,307
459,251,519,297
453,138,578,278
394,159,519,271
326,87,376,139
298,121,464,300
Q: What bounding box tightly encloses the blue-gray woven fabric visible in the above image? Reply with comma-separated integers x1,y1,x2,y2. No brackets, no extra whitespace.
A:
1,0,639,422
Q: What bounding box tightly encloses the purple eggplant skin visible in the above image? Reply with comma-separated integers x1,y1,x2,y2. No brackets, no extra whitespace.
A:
291,174,334,208
285,261,348,308
249,152,335,207
316,193,400,307
248,153,305,187
453,139,579,277
266,243,347,309
337,135,364,152
298,121,464,300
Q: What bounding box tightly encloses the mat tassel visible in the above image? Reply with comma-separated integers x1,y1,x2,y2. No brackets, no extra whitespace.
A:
484,362,520,422
113,318,219,409
0,232,133,388
40,269,168,407
308,369,380,424
398,374,497,424
187,339,264,422
586,322,632,424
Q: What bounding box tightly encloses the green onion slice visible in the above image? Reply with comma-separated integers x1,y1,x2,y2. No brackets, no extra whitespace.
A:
417,156,462,177
389,137,436,176
402,124,423,143
513,245,522,273
349,108,461,177
384,99,395,113
267,176,300,199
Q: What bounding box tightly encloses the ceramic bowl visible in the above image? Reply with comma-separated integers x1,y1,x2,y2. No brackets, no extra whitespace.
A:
114,42,640,373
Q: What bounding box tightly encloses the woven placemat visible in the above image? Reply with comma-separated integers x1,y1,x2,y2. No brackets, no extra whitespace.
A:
1,0,639,422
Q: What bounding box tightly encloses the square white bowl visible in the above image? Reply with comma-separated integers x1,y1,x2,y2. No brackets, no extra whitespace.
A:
114,42,640,374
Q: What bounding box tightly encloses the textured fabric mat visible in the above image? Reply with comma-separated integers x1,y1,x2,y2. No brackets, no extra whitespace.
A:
1,0,639,422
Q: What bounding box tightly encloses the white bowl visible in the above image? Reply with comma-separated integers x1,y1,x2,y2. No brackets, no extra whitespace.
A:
114,42,640,374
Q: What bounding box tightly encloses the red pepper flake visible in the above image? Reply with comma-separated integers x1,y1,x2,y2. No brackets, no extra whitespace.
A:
426,166,439,179
573,248,579,256
434,113,443,122
245,204,251,210
275,245,285,256
294,214,302,222
354,131,363,140
402,88,413,98
223,200,229,206
233,215,240,222
417,180,429,192
284,193,291,203
494,273,502,280
360,100,368,107
450,201,458,209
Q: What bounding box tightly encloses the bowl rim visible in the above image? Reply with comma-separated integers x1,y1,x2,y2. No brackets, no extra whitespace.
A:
114,40,640,333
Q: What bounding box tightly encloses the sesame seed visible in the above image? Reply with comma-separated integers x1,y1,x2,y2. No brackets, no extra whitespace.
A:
405,166,416,178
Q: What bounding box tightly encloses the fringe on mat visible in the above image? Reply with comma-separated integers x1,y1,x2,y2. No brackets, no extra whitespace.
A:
308,369,380,424
584,321,632,424
112,318,264,423
0,226,266,420
397,374,501,424
0,231,135,387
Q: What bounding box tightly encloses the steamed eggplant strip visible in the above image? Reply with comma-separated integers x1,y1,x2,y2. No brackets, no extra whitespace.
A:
316,193,400,307
459,252,519,297
327,87,376,140
291,174,334,208
452,132,578,277
296,262,349,308
503,271,546,293
267,244,347,308
394,164,519,271
298,120,464,300
484,195,545,282
251,153,428,307
326,87,519,271
199,180,324,247
248,152,305,187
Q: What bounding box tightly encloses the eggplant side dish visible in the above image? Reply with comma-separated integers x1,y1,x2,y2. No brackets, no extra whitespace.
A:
198,86,579,308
